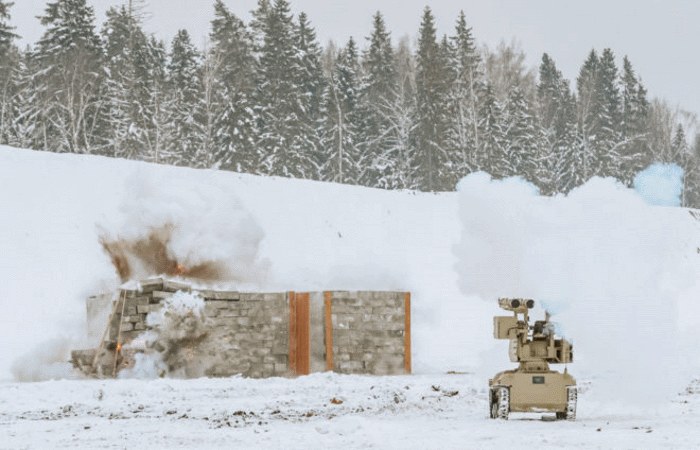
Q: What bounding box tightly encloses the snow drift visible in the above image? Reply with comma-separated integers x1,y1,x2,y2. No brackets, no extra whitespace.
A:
0,146,698,408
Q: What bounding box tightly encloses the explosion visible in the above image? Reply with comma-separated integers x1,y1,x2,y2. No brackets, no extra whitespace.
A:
99,224,228,282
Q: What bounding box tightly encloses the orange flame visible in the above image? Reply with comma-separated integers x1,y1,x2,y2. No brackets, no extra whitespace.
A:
116,343,122,353
175,263,188,276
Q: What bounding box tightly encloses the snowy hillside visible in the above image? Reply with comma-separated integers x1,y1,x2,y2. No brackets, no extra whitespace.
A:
0,145,472,381
1,145,700,448
1,145,699,383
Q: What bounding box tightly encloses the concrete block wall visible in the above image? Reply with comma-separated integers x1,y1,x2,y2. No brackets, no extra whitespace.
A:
74,281,410,378
117,283,289,378
200,292,289,378
328,291,409,375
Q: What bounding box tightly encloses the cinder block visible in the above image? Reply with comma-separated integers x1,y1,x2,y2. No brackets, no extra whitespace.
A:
203,306,219,318
136,304,162,314
205,300,230,309
138,278,164,293
338,361,364,372
199,290,240,300
152,291,174,300
120,322,134,332
163,280,191,292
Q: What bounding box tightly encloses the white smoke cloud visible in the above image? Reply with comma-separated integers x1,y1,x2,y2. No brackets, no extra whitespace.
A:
633,163,684,207
11,338,82,382
454,172,699,408
100,170,270,285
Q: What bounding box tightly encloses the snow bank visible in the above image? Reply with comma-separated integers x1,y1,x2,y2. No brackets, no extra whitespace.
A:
454,172,700,407
0,145,697,409
0,146,470,380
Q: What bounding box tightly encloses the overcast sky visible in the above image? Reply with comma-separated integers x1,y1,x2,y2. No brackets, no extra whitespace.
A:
8,0,700,119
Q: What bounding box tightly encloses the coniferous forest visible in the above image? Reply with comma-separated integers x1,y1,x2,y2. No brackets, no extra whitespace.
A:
0,0,699,206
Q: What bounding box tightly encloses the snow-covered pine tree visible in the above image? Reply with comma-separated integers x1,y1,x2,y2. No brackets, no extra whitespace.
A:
0,0,19,145
33,0,104,154
290,11,325,179
322,37,362,184
101,4,160,160
502,87,541,182
685,135,700,208
593,48,622,178
670,123,687,163
163,29,202,166
254,0,315,178
414,7,451,191
670,123,699,207
536,53,581,193
206,0,256,171
249,0,271,53
477,83,506,175
618,56,651,184
356,12,398,188
576,49,601,181
445,11,482,178
8,50,37,148
380,35,417,190
138,36,168,164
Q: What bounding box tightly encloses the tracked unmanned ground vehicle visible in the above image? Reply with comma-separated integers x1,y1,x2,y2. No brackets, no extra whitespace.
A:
489,298,577,420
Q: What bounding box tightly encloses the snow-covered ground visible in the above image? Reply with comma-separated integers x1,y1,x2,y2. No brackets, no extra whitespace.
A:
1,374,699,449
1,145,699,448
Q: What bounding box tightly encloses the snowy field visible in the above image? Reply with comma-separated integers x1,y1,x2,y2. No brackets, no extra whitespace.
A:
1,146,699,448
1,374,699,449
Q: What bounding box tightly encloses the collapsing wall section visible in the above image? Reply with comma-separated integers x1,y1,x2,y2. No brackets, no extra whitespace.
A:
72,279,411,378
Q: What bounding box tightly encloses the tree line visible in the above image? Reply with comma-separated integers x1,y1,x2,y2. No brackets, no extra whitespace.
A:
0,0,698,206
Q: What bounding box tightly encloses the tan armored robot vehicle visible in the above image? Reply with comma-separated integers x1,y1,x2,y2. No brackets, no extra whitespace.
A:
489,298,577,420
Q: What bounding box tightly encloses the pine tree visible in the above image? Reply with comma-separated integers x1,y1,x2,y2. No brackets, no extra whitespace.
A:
684,134,700,208
670,123,687,163
206,0,256,171
414,7,451,191
9,50,36,148
381,35,418,190
594,48,622,177
33,0,104,153
322,37,362,184
290,11,325,179
357,11,398,188
502,87,540,181
477,83,506,175
576,49,599,180
536,53,580,193
249,0,271,52
0,0,19,145
255,0,314,178
101,5,161,160
445,11,482,178
619,56,651,184
163,29,202,166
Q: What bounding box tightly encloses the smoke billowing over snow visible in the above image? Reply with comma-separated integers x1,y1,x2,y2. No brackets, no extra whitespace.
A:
633,163,685,207
99,171,270,286
1,147,698,407
454,172,699,407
